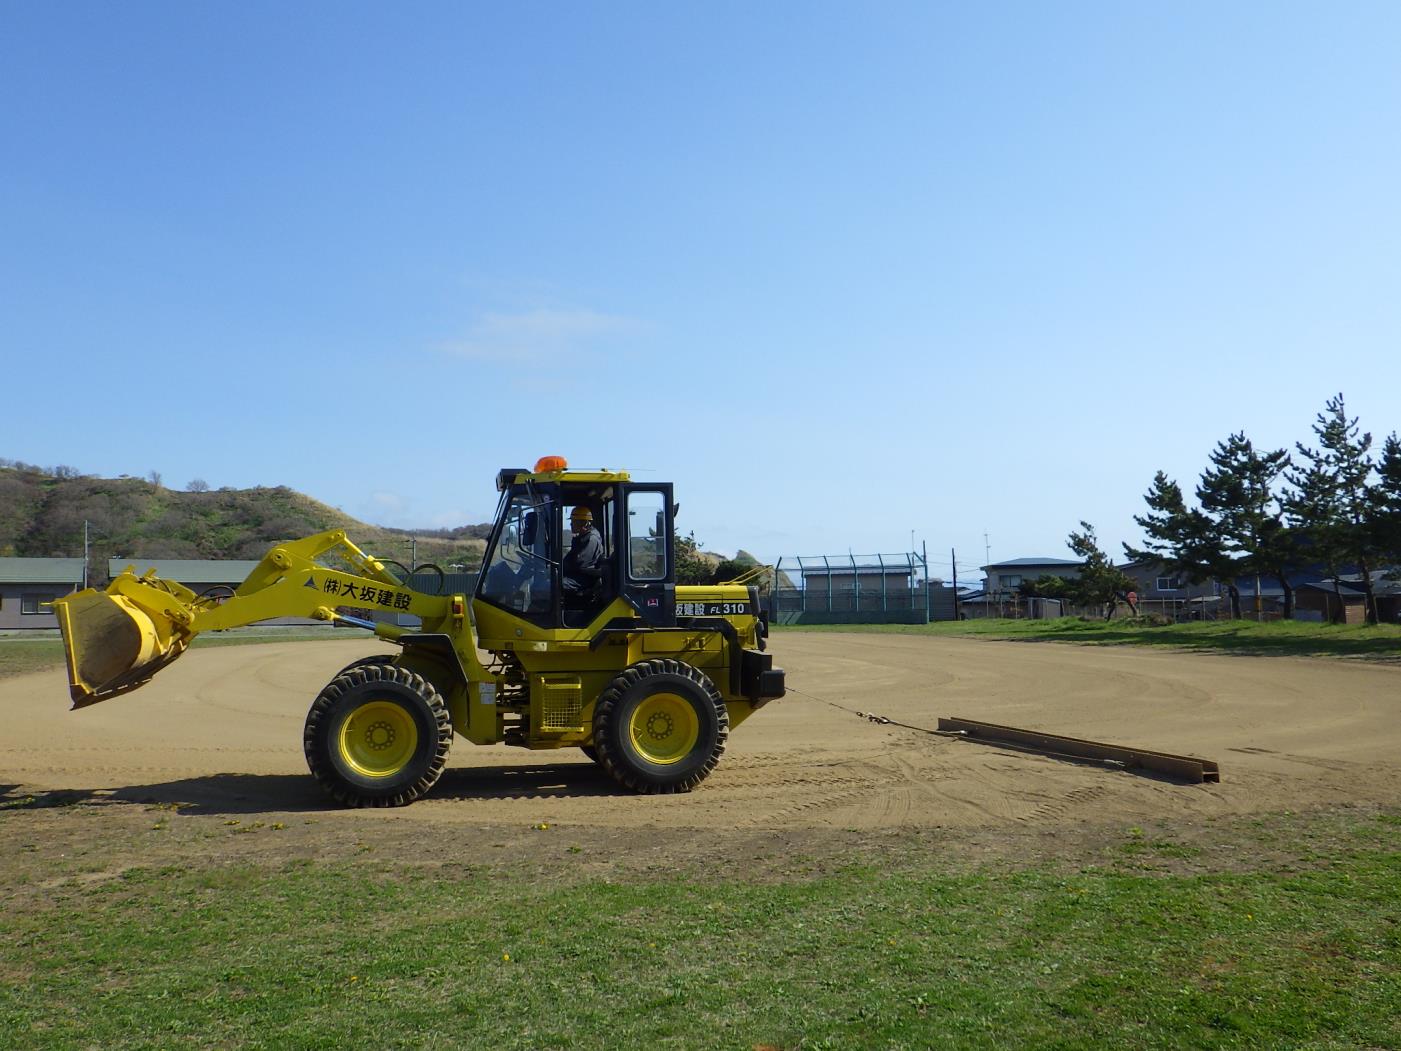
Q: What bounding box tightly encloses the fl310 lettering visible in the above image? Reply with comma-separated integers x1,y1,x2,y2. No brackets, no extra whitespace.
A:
677,601,751,617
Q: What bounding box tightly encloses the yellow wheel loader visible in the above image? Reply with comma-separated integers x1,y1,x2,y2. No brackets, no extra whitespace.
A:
51,457,784,807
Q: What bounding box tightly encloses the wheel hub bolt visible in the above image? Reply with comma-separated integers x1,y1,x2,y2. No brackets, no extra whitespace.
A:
647,712,674,740
367,721,396,751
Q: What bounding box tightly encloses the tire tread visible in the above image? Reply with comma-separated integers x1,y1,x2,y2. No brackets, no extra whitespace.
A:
303,662,451,808
593,658,729,794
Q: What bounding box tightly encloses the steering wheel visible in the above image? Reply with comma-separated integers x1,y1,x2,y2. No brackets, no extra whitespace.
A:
518,547,559,569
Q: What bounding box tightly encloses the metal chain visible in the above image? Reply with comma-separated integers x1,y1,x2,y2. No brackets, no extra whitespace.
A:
785,685,966,737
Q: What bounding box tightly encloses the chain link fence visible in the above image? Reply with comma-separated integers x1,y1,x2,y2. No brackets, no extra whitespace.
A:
767,551,932,624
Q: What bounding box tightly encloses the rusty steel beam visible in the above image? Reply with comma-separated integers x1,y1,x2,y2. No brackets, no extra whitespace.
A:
937,716,1221,784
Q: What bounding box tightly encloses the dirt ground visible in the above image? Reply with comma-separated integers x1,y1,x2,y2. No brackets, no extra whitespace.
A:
3,633,1399,884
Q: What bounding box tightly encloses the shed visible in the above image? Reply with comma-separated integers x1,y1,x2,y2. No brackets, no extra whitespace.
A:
0,557,85,630
1296,582,1368,624
1296,576,1401,624
801,563,915,590
108,559,262,590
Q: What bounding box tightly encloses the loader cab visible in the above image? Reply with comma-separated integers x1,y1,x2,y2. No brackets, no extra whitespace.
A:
477,465,676,630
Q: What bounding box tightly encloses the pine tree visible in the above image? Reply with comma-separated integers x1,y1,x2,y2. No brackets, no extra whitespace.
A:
1370,433,1401,568
1124,471,1243,618
673,530,712,585
1285,394,1379,623
1196,433,1296,618
1068,522,1141,619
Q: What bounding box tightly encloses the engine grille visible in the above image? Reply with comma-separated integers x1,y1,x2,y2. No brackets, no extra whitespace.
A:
539,676,584,732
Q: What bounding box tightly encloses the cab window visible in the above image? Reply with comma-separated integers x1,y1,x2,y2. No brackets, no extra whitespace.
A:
626,490,666,580
479,491,554,616
564,496,613,562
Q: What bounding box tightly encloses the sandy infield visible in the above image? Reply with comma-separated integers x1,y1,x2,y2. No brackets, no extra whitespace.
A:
3,633,1399,833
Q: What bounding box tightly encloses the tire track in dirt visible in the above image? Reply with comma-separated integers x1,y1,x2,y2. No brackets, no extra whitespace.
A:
5,634,1401,830
1016,784,1112,825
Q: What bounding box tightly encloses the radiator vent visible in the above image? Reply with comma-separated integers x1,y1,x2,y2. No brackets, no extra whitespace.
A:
539,676,585,732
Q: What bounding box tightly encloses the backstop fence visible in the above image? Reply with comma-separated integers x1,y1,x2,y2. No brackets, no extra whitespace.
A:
767,551,933,625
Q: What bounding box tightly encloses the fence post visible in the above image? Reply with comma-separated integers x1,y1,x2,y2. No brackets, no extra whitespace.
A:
772,557,783,620
923,543,930,622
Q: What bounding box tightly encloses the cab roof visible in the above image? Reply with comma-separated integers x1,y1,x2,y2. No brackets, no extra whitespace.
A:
496,466,632,491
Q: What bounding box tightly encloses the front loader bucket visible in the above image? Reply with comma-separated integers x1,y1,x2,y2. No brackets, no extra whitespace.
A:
53,589,190,708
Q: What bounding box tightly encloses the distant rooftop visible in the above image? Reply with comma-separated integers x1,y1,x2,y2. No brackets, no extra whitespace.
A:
982,557,1081,569
0,557,84,584
801,563,916,575
108,558,262,584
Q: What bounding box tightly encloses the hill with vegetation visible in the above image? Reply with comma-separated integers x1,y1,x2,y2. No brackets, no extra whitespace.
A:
0,460,489,585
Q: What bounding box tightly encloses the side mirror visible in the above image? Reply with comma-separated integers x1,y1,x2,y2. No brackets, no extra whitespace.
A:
521,511,538,547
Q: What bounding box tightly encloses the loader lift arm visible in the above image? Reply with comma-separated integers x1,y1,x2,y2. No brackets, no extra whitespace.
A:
54,529,477,708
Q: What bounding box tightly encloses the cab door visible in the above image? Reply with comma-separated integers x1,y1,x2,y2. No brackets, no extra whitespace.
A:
620,485,675,627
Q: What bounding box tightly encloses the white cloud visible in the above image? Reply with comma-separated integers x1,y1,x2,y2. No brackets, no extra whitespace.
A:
368,491,407,513
439,309,646,365
422,508,477,529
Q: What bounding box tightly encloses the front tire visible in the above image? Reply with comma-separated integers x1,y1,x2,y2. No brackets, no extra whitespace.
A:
593,659,728,793
303,662,451,807
334,653,398,677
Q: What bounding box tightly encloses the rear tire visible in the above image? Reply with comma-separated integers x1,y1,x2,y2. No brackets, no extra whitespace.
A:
303,662,451,808
593,659,728,794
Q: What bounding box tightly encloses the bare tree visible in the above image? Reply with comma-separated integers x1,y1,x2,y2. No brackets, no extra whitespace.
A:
187,478,210,492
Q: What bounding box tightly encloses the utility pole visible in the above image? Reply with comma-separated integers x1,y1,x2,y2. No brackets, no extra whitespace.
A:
84,519,90,590
922,539,929,622
984,533,992,618
951,547,960,621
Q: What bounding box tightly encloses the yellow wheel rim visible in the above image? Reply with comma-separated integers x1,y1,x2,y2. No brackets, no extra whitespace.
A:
628,693,700,765
338,700,418,778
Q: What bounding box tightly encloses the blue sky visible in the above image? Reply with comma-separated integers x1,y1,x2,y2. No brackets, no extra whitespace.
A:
4,2,1400,579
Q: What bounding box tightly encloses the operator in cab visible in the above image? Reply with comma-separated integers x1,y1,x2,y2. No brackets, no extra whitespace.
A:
563,505,605,595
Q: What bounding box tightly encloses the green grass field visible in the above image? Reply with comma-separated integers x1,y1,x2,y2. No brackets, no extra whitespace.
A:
1,810,1398,1049
778,617,1401,660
